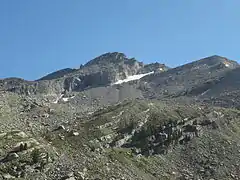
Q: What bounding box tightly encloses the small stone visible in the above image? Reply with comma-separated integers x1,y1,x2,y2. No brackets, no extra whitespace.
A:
2,173,15,179
226,140,232,145
33,115,38,118
65,177,76,180
83,167,87,172
6,153,19,161
6,135,13,139
200,169,205,173
136,154,142,158
71,131,79,136
67,172,74,177
77,171,85,180
59,134,65,140
56,125,65,131
42,113,50,118
15,131,28,138
0,132,7,138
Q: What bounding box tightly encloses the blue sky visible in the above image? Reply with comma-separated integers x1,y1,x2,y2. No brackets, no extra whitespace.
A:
1,0,240,80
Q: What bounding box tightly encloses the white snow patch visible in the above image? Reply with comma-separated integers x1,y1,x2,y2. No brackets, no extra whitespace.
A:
53,95,75,103
62,97,69,102
224,63,230,67
113,71,154,85
62,96,75,102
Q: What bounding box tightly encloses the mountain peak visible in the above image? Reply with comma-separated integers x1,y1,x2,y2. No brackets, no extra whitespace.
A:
209,55,225,58
85,52,128,66
180,55,239,70
203,55,239,68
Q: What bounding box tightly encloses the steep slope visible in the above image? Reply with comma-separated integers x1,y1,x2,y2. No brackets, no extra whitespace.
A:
139,55,239,99
38,68,77,81
1,93,240,179
70,55,239,108
196,66,240,108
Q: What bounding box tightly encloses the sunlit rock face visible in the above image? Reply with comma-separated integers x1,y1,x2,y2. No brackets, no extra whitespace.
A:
0,52,168,95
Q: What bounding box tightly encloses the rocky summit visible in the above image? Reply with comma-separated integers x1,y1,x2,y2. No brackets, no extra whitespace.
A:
0,52,240,180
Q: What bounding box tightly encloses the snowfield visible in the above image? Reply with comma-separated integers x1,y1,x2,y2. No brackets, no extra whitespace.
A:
113,71,154,85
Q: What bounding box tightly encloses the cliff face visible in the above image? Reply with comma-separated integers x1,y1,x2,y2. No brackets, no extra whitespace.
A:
0,52,169,96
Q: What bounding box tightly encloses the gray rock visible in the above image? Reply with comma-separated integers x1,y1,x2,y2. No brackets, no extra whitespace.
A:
15,131,28,138
64,177,76,180
56,125,66,131
2,173,15,179
70,131,79,136
5,153,19,161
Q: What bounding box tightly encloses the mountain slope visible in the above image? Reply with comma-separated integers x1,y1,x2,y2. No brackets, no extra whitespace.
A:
0,52,168,97
38,68,77,81
1,53,240,179
197,66,240,108
1,95,240,179
139,55,239,99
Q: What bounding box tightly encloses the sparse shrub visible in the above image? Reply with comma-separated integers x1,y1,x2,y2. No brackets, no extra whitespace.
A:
31,148,41,164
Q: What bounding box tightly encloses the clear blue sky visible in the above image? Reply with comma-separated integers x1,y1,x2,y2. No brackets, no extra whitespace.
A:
1,0,240,80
